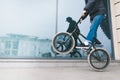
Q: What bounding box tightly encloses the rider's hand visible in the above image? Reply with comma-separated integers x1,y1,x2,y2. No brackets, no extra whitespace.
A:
81,10,87,17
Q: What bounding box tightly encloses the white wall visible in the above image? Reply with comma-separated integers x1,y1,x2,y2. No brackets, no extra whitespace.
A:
110,0,120,60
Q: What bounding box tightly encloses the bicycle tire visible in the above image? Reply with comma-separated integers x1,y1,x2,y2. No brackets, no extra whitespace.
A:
88,48,110,71
52,32,75,54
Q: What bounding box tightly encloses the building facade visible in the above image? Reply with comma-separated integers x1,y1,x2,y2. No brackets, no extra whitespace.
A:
110,0,120,60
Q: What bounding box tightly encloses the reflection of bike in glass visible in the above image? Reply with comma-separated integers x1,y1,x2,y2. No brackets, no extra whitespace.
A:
69,49,82,58
51,45,82,58
52,17,110,71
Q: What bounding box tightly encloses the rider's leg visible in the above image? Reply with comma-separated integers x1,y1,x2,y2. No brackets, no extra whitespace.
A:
86,15,104,43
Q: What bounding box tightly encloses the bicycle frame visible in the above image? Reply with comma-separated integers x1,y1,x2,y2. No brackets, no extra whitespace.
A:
67,18,98,54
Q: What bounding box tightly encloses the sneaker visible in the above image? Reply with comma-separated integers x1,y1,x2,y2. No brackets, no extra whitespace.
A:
94,38,101,44
84,40,91,46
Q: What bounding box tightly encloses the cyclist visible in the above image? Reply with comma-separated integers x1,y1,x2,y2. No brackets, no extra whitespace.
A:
80,0,106,46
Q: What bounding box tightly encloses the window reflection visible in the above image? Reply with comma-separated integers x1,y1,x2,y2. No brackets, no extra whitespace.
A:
0,0,113,59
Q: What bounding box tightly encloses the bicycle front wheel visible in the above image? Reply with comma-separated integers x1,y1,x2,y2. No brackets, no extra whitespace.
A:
52,32,75,54
88,48,110,71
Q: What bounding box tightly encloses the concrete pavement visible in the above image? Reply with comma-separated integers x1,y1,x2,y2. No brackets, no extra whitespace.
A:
0,59,119,80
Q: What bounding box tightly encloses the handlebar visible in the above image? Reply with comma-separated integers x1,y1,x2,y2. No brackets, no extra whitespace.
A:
76,16,84,24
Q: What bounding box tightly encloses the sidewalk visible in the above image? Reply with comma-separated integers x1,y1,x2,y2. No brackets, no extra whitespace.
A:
0,59,119,80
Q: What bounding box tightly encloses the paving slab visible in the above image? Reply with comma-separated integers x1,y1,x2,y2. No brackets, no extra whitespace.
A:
0,59,119,80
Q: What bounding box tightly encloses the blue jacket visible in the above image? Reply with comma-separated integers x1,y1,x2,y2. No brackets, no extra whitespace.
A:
84,0,106,21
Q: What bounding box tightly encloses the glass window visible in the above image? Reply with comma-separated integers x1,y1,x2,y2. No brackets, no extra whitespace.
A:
0,0,113,59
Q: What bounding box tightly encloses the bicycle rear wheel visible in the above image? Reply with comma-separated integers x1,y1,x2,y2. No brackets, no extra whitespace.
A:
88,48,110,71
52,32,75,54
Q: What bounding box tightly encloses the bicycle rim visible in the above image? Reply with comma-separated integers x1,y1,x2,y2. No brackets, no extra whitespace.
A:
52,32,75,54
88,48,110,71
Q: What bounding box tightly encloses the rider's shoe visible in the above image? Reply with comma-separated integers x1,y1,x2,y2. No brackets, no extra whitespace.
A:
94,38,101,44
84,40,92,46
94,38,103,47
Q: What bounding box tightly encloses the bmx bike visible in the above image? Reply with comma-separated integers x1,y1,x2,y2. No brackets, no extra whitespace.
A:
51,17,111,71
